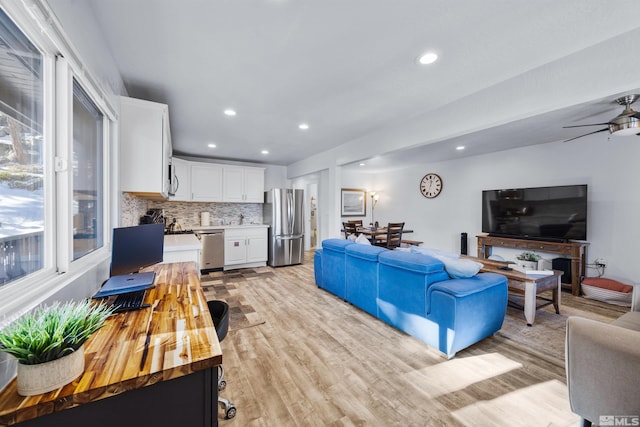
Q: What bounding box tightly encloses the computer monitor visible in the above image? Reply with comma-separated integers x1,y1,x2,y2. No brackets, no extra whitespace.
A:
110,223,164,276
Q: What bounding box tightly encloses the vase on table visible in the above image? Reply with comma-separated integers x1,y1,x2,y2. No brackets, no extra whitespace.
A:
16,344,86,396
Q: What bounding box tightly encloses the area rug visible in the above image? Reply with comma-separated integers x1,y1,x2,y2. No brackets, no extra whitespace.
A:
200,268,270,331
497,292,625,365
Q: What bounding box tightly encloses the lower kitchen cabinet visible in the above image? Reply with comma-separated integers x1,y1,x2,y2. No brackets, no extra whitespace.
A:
163,234,202,273
224,227,268,270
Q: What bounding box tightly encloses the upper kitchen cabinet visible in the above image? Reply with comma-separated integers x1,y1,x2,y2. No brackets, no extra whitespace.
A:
191,163,223,201
120,96,172,198
169,157,191,201
222,166,265,203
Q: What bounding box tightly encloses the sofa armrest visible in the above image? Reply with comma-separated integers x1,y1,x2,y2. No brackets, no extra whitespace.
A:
565,316,640,424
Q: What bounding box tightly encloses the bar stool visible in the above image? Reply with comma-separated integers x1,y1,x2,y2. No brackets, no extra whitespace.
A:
207,300,237,420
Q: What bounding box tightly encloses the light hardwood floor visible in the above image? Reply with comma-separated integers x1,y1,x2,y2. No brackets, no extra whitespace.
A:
214,252,621,426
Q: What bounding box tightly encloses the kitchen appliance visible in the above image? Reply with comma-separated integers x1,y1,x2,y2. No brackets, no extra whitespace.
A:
198,230,224,272
263,188,304,267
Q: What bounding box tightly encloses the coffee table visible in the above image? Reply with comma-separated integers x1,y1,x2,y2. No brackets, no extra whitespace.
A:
464,256,563,326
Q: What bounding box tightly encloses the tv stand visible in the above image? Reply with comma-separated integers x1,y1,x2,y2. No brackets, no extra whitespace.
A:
477,234,589,296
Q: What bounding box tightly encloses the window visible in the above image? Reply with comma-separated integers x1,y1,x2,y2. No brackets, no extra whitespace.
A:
72,80,103,260
0,7,45,287
0,3,113,304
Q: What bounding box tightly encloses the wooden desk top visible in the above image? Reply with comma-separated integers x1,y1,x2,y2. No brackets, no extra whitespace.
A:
0,262,222,426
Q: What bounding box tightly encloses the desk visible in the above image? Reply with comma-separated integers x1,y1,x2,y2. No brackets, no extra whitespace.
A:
465,256,563,326
0,262,221,427
355,227,420,245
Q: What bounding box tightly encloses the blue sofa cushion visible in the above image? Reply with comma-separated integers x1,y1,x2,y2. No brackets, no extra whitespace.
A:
323,238,354,252
429,273,507,298
345,244,387,261
378,250,445,275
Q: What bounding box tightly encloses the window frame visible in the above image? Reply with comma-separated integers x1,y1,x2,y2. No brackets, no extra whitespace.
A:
0,2,116,321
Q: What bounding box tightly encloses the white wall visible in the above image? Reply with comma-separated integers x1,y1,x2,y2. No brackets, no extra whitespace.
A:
333,134,640,285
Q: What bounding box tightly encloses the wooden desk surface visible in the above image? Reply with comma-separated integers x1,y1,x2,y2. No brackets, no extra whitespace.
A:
0,262,222,426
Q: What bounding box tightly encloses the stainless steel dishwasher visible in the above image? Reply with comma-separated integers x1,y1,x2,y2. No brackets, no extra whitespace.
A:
197,230,224,272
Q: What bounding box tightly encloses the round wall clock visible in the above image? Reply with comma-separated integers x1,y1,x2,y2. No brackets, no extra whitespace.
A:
419,173,443,198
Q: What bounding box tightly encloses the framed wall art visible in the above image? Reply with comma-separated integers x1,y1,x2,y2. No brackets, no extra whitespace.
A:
341,188,366,216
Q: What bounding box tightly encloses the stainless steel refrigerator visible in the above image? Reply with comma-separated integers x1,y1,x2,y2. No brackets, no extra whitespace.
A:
263,188,304,267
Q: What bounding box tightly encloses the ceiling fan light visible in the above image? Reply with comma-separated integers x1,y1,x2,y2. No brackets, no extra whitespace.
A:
609,116,640,136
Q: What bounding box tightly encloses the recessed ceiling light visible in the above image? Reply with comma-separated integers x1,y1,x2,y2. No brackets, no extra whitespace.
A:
208,143,217,148
224,109,236,116
417,52,438,65
456,146,465,151
299,123,309,130
261,150,269,155
359,163,365,166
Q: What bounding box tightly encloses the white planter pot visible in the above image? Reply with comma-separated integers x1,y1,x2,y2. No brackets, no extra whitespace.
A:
17,345,85,396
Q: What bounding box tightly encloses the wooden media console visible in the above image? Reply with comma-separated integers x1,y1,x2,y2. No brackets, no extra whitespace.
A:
476,234,589,296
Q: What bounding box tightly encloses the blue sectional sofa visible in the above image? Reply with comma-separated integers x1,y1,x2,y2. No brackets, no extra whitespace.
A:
315,239,508,358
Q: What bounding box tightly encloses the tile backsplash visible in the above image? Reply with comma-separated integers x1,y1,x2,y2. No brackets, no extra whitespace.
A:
121,193,263,228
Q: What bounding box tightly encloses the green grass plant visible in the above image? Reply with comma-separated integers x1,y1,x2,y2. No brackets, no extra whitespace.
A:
0,300,114,365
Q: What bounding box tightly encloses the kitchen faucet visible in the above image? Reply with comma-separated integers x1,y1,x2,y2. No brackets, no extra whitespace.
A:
239,214,244,225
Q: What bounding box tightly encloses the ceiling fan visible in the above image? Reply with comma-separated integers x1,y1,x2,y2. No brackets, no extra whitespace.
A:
563,94,640,142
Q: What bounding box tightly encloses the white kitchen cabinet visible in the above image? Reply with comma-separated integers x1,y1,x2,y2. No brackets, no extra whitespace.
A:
224,227,268,269
169,157,191,201
162,234,201,274
191,163,223,201
120,96,172,198
222,166,265,203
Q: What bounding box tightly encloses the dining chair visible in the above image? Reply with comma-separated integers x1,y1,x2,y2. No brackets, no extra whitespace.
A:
343,222,358,239
375,222,404,249
347,219,363,227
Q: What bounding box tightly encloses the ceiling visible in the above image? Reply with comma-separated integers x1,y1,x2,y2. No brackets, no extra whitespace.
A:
86,0,640,169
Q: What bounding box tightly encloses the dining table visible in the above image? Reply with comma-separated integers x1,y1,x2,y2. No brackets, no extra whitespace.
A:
355,226,421,246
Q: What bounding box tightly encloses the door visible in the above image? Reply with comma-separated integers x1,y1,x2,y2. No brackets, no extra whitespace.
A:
243,167,264,202
170,158,191,201
271,235,304,266
191,164,223,201
222,166,244,202
224,236,246,265
246,230,268,262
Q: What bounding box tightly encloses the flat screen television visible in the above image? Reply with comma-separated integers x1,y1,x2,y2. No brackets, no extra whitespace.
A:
110,223,164,276
482,184,587,242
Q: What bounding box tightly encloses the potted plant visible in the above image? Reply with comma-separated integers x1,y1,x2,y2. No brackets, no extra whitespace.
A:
0,300,113,396
516,251,541,270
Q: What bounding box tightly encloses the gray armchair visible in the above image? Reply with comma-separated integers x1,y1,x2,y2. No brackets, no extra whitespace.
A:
565,286,640,426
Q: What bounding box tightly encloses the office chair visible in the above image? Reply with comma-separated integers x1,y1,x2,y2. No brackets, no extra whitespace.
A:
207,300,237,420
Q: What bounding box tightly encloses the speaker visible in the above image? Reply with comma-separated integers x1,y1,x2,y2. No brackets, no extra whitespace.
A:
552,257,572,284
461,232,468,255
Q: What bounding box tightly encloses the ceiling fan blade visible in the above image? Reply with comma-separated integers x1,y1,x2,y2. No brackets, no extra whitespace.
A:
563,123,610,128
563,127,609,142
